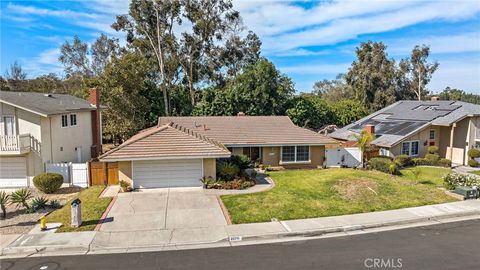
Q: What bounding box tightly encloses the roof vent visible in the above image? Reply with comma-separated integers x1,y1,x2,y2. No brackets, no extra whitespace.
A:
237,112,245,116
43,93,53,98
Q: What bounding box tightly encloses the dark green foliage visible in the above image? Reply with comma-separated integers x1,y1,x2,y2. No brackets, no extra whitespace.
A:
33,173,63,194
394,155,412,167
437,87,480,105
468,159,479,168
10,189,32,210
438,158,452,168
0,191,9,218
425,153,440,163
427,146,438,154
31,197,49,211
217,163,240,181
230,155,252,171
467,148,480,159
49,200,62,209
412,157,451,168
368,157,398,175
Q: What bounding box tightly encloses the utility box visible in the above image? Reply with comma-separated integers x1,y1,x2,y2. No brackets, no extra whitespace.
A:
71,198,82,227
453,186,478,200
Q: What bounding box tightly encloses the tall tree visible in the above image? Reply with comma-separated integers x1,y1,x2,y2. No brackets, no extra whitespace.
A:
312,73,352,102
345,41,397,112
91,34,121,76
401,45,439,100
112,0,182,116
4,61,27,91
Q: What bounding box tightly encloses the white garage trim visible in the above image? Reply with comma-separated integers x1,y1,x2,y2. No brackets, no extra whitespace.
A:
132,159,204,188
0,156,28,187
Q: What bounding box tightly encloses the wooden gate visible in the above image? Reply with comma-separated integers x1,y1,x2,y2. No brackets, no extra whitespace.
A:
89,162,119,186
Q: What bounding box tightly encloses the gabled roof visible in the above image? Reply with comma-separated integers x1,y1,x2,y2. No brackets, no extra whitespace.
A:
158,116,338,146
99,122,231,161
330,100,480,148
0,91,96,116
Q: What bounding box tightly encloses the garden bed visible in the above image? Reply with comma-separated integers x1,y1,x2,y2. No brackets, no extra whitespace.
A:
0,186,82,235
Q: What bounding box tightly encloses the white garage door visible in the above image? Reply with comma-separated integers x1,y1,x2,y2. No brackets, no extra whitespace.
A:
0,157,28,187
133,159,203,188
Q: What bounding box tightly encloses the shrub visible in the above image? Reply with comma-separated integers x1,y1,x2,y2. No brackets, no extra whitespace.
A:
10,188,32,210
425,153,440,163
368,157,398,175
467,148,480,159
31,197,49,211
443,172,480,190
49,200,62,209
468,159,479,168
394,155,412,167
438,158,452,168
412,158,430,166
33,173,63,194
0,191,9,218
388,163,398,175
230,155,252,171
217,163,240,181
119,180,132,192
427,146,439,154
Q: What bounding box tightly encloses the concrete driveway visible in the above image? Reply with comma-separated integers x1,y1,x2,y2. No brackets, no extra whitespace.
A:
99,188,227,232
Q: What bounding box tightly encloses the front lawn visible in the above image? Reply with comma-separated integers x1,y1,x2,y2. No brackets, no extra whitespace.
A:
47,186,112,232
222,168,456,224
400,167,451,187
469,170,480,176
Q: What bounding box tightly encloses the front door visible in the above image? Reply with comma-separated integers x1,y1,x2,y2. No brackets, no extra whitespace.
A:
75,146,82,162
243,147,261,161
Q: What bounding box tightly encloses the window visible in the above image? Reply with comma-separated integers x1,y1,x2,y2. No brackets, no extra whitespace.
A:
296,146,309,161
401,141,419,157
61,115,68,127
281,146,310,163
411,141,419,156
281,146,295,162
429,130,435,140
70,114,77,126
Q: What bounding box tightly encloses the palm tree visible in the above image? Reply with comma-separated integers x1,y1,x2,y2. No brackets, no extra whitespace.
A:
0,191,9,218
350,129,376,168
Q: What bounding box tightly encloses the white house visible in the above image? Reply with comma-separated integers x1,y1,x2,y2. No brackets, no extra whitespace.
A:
0,88,102,187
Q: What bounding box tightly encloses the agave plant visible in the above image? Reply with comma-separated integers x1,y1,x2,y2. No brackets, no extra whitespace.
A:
0,191,9,218
32,197,49,211
10,188,33,211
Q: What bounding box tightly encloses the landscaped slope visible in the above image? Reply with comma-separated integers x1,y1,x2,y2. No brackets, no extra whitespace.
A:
222,168,455,224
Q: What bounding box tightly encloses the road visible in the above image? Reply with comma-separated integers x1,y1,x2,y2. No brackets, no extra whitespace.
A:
2,219,479,270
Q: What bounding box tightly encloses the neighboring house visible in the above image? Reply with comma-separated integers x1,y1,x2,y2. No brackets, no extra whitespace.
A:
330,99,480,165
99,115,338,189
0,89,102,187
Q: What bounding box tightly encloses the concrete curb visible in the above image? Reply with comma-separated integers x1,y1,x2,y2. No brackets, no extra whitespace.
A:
95,196,117,231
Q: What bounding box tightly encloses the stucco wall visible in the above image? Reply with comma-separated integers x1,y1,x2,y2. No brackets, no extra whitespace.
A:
203,158,216,179
261,145,325,168
43,111,93,163
262,146,280,165
390,126,440,158
231,147,244,156
0,103,41,140
118,161,132,185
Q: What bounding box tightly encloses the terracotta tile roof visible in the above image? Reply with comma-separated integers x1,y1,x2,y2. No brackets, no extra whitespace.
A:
99,122,231,161
158,116,338,146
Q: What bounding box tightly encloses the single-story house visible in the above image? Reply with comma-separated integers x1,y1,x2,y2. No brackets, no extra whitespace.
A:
330,99,480,165
99,115,338,188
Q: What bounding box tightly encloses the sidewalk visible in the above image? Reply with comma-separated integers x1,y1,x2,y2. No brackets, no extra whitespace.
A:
2,200,479,258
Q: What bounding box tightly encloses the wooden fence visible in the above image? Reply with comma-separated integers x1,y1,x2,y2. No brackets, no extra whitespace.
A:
89,162,119,186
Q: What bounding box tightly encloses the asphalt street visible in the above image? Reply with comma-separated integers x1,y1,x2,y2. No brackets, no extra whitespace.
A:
2,219,479,270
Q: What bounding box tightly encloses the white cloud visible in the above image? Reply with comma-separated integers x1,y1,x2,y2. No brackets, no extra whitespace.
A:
428,58,480,92
7,3,102,19
279,62,351,75
22,48,64,77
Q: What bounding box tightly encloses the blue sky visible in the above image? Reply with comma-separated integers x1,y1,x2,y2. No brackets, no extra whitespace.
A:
1,0,479,94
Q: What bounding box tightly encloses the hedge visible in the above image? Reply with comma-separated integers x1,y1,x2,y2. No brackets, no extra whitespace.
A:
368,157,398,175
33,173,63,194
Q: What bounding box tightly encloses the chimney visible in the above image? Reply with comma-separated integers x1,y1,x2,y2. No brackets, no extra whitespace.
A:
237,112,245,116
431,96,439,101
364,124,375,134
89,88,102,158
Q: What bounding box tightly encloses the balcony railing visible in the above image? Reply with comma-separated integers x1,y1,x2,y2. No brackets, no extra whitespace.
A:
0,134,40,154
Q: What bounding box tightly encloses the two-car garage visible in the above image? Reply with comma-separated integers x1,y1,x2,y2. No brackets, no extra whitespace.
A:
132,159,204,189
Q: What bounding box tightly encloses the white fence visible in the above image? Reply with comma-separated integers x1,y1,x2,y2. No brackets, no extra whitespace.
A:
46,162,89,187
325,147,362,168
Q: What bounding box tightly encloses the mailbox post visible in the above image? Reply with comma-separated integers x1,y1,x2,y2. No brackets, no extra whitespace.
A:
71,199,82,227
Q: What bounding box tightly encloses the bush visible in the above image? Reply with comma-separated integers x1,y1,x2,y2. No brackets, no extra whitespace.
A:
468,159,479,168
49,200,62,209
427,146,439,154
467,148,480,159
412,158,430,166
425,153,440,163
443,172,480,190
217,163,240,181
389,163,398,175
438,158,452,168
10,188,32,210
202,176,255,190
368,157,398,175
394,155,412,167
31,197,49,211
33,173,63,194
230,155,252,171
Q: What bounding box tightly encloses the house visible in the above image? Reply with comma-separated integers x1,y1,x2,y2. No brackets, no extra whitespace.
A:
0,89,102,187
99,115,338,188
330,99,480,165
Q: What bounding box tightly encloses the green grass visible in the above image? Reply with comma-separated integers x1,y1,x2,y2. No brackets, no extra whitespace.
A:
399,167,451,187
222,168,456,224
469,170,480,176
47,186,112,232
